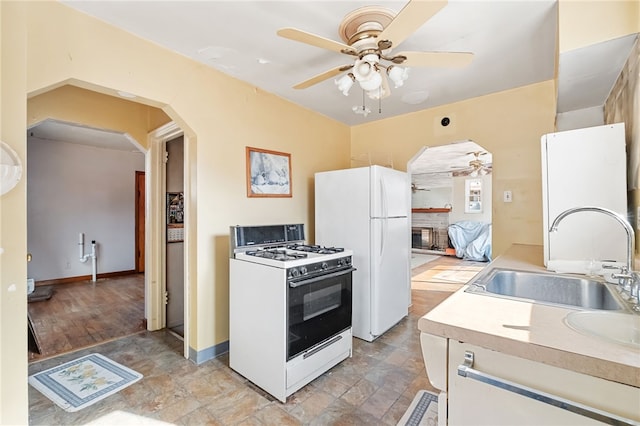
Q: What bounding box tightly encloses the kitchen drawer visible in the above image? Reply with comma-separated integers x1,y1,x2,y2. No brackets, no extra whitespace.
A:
286,328,352,393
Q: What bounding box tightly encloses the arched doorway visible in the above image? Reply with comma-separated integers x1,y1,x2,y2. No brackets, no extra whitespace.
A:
407,140,493,262
25,86,191,360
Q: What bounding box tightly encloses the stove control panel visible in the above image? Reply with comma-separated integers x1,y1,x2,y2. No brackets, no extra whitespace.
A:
287,256,352,280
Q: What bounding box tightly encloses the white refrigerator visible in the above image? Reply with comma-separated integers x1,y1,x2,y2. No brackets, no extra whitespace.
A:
315,165,410,342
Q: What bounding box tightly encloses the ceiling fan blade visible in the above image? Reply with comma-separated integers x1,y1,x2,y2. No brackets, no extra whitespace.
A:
398,51,474,68
377,0,448,49
414,170,454,175
277,28,355,55
293,66,350,90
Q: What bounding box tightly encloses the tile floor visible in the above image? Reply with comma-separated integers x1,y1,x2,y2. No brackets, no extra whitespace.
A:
28,256,479,425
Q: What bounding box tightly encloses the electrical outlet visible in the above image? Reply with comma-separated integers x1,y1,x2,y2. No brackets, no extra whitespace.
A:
503,190,513,203
65,260,71,269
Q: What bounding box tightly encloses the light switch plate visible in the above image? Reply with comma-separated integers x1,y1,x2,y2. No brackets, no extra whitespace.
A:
503,190,513,203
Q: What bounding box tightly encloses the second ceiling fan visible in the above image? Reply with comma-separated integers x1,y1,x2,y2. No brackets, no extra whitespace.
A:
453,151,492,176
277,0,474,100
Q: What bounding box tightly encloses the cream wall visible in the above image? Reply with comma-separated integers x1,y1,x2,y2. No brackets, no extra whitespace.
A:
559,0,640,52
351,81,557,257
0,2,29,425
1,2,350,422
28,85,171,148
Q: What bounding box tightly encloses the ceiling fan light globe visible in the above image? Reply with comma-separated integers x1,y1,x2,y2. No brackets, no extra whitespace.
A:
353,59,375,81
335,73,355,96
387,66,409,88
358,70,382,91
361,53,379,64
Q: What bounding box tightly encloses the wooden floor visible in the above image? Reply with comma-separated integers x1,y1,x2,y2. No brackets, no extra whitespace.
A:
410,253,487,313
27,274,146,363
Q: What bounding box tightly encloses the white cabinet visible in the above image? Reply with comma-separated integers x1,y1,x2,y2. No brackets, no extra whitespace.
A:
443,340,640,425
540,123,627,274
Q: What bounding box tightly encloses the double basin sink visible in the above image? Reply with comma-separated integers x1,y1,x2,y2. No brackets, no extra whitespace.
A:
465,268,640,348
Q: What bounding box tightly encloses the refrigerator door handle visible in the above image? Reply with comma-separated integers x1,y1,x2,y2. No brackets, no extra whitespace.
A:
380,218,386,258
380,176,388,219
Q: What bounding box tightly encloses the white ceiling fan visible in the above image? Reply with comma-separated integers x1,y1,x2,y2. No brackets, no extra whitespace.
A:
453,151,492,176
411,182,430,193
277,0,474,101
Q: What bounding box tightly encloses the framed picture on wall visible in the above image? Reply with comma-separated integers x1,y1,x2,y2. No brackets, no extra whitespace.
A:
246,146,292,198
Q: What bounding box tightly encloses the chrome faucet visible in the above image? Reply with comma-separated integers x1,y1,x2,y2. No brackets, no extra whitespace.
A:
550,206,638,308
550,206,635,272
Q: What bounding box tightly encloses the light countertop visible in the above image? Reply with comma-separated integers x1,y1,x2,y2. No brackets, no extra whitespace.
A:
418,244,640,388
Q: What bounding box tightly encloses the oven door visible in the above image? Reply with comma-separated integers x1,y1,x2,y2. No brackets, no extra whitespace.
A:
287,267,354,360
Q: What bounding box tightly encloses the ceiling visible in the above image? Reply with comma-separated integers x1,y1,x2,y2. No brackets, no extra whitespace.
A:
28,119,140,152
60,0,559,126
31,1,637,180
557,33,637,113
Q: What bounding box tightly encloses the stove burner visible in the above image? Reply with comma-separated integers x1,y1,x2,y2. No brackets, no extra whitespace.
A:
318,246,345,254
287,244,345,254
246,248,308,261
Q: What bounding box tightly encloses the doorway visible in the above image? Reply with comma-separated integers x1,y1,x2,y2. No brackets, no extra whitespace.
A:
26,119,147,361
25,88,192,366
135,171,146,273
165,136,185,337
408,140,493,261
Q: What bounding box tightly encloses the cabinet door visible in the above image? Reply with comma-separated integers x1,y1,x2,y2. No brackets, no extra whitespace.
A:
541,123,627,272
447,341,640,425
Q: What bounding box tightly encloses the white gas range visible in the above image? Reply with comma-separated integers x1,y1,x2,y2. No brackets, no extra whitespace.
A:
229,224,354,402
234,243,351,270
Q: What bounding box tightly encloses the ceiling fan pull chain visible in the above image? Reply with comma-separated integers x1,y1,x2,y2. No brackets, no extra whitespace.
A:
352,89,372,117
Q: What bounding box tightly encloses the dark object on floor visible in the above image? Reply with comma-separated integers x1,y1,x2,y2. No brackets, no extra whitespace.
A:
28,285,54,303
28,313,42,354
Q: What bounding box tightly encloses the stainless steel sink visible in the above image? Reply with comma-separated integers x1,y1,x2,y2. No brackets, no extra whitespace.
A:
465,268,627,311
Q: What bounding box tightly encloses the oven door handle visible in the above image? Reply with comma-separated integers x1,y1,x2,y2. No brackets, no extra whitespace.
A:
288,267,356,288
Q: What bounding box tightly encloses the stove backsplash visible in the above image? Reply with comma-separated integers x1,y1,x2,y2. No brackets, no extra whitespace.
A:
230,224,305,253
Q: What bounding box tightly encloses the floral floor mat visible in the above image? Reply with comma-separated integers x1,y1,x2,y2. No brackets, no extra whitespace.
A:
28,353,142,412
